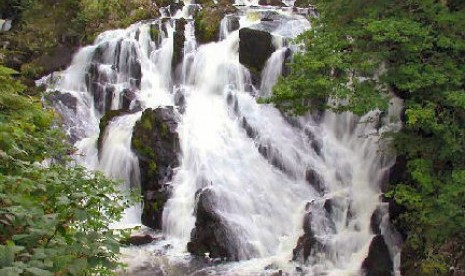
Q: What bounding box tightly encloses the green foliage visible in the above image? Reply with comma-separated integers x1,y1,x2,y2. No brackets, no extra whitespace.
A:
194,0,236,44
0,65,131,274
271,0,465,272
0,0,158,79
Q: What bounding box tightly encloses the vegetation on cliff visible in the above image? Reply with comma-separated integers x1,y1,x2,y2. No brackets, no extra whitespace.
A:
271,0,465,273
0,0,158,81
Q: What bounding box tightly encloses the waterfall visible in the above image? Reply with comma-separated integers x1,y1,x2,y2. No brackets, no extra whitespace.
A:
44,2,402,275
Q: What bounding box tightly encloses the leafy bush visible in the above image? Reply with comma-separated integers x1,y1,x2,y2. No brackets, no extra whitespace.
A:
0,65,130,275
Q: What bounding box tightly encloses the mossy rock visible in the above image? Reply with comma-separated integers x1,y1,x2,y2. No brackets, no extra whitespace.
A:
173,18,187,70
131,107,180,230
97,109,130,153
294,0,312,8
194,1,237,44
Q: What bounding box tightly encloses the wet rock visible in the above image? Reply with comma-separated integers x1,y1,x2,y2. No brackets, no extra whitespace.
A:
370,206,385,235
242,117,258,139
293,210,321,261
97,109,132,153
282,48,292,77
85,63,116,113
381,194,406,239
188,188,240,260
194,2,237,44
169,2,184,15
311,139,323,156
239,28,275,86
121,234,156,246
305,168,325,195
174,89,186,113
150,24,161,47
30,44,77,77
173,18,187,70
361,235,393,276
121,88,138,111
223,15,240,34
131,107,180,229
45,91,78,112
324,197,342,217
258,0,284,6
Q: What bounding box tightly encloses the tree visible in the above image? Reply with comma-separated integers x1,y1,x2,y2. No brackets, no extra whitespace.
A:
270,0,465,273
0,65,130,275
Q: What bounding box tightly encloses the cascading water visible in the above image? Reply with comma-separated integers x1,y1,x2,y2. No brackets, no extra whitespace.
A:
44,2,402,275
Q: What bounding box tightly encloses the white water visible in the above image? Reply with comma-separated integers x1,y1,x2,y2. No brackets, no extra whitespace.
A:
45,3,402,275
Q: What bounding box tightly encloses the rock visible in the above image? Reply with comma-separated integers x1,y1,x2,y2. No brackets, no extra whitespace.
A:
389,155,408,185
305,168,325,195
258,0,284,6
154,0,172,7
364,239,393,273
31,44,77,77
370,206,385,235
293,210,321,261
45,91,78,112
131,107,180,229
311,139,323,156
361,235,393,276
242,117,258,139
294,0,310,8
97,109,131,153
194,2,237,44
169,2,184,15
150,24,161,47
239,28,275,85
282,48,292,77
121,234,156,246
222,15,240,35
188,188,241,260
121,88,138,111
85,62,116,113
173,18,187,70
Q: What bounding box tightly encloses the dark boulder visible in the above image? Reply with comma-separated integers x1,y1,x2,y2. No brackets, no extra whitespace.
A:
121,88,138,111
242,117,258,139
370,206,386,235
169,2,184,15
85,62,116,113
31,44,77,78
258,0,284,6
131,107,180,229
121,234,156,246
361,235,393,276
293,209,321,262
188,188,240,260
222,15,240,35
305,168,325,195
45,91,78,112
173,18,187,71
239,27,275,85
